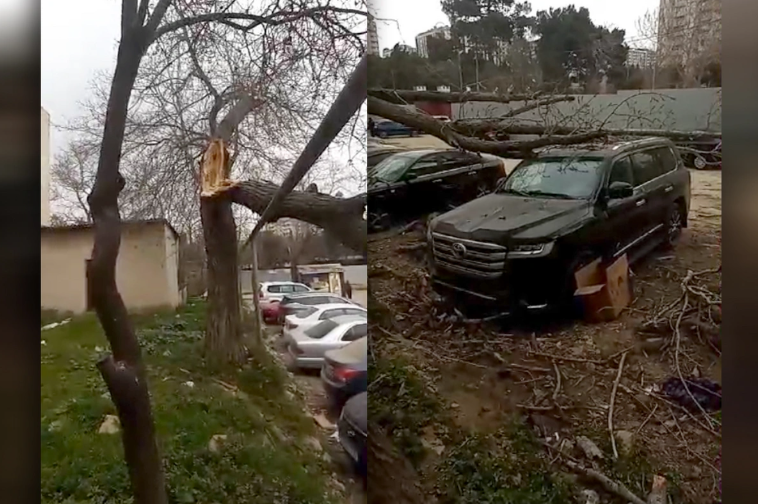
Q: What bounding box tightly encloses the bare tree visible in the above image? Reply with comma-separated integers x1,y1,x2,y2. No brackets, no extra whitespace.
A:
636,4,721,87
82,1,365,503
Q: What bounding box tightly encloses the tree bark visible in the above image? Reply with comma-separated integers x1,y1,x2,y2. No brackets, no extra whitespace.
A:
87,15,167,504
225,180,367,255
199,139,247,365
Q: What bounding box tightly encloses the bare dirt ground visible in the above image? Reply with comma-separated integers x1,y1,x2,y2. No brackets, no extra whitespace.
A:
369,169,721,503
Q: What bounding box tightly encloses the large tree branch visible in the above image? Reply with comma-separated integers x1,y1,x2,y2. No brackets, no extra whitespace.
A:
368,88,542,104
223,181,367,255
368,96,604,157
152,7,366,43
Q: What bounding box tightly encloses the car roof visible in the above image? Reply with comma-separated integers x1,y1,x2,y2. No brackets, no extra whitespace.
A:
284,291,338,298
311,303,365,311
534,136,675,159
261,281,305,286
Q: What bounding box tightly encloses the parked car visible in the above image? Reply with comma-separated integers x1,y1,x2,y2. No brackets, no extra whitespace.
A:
321,337,368,414
282,303,367,340
258,282,312,323
368,149,506,231
368,144,407,171
428,137,691,314
284,315,367,369
373,119,418,138
277,292,350,324
338,391,367,477
676,138,721,170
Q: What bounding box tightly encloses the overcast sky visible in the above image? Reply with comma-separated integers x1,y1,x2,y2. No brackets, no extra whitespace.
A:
372,0,659,53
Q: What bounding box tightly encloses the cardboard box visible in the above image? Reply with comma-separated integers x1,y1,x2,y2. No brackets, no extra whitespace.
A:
573,254,631,322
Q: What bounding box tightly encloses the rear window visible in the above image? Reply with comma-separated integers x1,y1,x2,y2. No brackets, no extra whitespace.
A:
305,319,339,339
293,306,317,318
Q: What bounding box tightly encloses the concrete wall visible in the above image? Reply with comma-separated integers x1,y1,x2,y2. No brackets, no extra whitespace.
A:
452,88,722,132
41,107,50,226
41,222,181,313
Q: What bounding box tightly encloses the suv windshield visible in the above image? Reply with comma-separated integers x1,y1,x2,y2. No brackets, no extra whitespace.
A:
500,157,603,199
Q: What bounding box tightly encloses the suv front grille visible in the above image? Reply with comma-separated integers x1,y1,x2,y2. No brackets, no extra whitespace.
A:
431,232,506,279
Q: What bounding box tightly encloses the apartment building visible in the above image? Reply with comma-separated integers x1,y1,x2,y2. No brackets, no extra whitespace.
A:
657,0,721,73
626,47,657,68
415,25,451,58
367,14,380,55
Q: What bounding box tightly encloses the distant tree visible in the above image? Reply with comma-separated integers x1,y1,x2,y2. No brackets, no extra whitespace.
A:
427,33,456,63
534,6,627,90
441,0,532,60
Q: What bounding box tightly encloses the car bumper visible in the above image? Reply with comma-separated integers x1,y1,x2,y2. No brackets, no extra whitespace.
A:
430,256,565,311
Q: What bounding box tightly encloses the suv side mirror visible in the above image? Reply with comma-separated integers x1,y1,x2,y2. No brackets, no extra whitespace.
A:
607,181,634,199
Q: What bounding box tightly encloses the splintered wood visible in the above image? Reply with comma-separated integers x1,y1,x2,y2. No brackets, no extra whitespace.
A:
200,138,238,197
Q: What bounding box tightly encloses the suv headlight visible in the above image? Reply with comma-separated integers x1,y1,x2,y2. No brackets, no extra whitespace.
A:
507,241,555,258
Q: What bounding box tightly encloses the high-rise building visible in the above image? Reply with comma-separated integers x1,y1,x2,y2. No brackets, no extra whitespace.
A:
657,0,721,72
367,14,380,56
626,47,657,68
41,107,50,226
415,25,451,58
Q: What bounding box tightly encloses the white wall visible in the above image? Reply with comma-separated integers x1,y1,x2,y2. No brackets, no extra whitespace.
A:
41,107,50,226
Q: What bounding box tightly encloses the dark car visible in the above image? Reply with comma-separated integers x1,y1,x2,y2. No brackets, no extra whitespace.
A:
427,137,691,313
373,120,418,138
368,149,505,231
368,144,406,171
321,337,367,414
277,292,350,323
338,391,367,477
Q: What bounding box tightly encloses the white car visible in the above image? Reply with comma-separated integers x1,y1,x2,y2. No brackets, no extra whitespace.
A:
285,315,368,369
283,303,367,340
259,281,311,302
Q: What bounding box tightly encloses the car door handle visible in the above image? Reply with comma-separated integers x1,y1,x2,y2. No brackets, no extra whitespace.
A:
664,185,673,193
636,199,646,207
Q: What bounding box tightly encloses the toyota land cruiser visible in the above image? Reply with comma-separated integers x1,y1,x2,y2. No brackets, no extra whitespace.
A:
427,137,691,313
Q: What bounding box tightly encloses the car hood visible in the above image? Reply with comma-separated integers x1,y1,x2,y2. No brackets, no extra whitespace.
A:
431,192,592,244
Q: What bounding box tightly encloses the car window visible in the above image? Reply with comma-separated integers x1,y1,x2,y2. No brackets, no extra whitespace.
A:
319,309,343,320
267,285,281,294
342,323,367,341
293,284,310,292
371,153,419,183
304,320,339,339
408,154,444,177
344,308,367,317
609,156,634,186
301,296,329,305
630,150,661,185
652,147,677,174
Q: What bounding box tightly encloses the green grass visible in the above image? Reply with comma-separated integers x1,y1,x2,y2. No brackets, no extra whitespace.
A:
41,299,336,504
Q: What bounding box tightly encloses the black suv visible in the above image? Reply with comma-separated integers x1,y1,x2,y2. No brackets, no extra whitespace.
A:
427,137,691,312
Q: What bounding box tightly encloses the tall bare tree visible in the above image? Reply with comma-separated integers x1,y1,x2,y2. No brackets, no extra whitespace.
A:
82,1,365,503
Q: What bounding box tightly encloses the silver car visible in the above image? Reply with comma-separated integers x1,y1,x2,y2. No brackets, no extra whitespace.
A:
284,315,367,369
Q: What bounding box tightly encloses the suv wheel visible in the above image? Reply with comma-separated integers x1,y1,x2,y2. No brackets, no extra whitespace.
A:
694,156,707,170
665,204,684,247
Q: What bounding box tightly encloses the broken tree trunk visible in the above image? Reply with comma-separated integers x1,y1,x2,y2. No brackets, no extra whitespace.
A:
224,180,367,255
200,139,246,365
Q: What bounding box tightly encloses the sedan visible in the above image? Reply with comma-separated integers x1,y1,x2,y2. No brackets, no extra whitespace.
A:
368,148,505,231
282,303,367,339
321,337,368,414
373,119,418,138
284,315,367,369
277,292,350,324
338,391,367,477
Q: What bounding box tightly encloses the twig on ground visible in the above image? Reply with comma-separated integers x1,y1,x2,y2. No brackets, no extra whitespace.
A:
552,360,562,401
635,404,658,435
609,352,627,459
396,242,426,252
